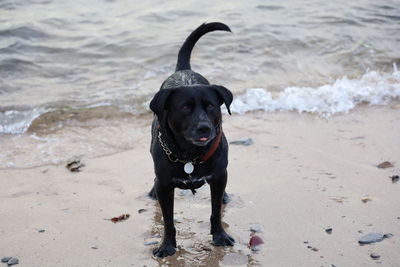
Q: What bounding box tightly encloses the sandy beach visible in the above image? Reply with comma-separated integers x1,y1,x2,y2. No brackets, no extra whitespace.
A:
2,1,400,266
1,105,399,266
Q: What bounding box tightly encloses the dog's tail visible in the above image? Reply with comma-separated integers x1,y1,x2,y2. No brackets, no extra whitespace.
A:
176,22,231,71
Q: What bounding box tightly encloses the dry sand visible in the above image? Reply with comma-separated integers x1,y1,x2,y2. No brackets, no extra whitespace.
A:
1,106,399,266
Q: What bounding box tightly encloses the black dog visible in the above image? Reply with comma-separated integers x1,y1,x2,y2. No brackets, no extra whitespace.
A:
148,22,234,257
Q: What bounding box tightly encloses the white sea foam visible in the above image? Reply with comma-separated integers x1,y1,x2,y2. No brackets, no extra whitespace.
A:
1,68,399,135
230,67,400,116
0,108,47,134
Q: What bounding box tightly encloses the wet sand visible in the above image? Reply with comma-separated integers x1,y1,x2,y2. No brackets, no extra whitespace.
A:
1,106,399,266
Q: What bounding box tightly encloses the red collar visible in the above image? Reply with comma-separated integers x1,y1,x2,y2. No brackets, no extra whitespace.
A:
200,129,222,162
157,123,222,164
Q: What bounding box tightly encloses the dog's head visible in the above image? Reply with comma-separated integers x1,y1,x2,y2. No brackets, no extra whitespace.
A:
150,85,232,146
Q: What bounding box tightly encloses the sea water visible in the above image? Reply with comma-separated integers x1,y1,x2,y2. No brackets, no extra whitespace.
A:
1,0,399,167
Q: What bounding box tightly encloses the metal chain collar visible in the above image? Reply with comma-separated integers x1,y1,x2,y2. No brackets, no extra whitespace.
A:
157,131,202,164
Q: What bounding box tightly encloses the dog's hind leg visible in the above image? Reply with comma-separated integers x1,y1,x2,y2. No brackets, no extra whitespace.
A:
209,170,235,246
148,182,157,200
222,191,231,204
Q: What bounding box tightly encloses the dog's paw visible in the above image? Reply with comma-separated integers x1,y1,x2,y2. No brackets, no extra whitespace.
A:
212,231,235,246
153,243,176,257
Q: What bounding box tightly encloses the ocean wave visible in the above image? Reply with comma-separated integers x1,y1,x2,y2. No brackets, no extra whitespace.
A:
1,68,399,135
230,66,400,116
0,107,47,134
0,25,50,40
0,104,140,135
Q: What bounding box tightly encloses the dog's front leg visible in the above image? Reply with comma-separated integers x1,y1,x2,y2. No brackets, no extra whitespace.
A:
209,170,235,246
153,184,177,257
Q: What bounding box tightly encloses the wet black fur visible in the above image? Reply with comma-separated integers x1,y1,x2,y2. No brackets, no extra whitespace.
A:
148,22,234,257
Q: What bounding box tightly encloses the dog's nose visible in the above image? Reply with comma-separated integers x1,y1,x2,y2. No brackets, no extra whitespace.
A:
196,123,211,136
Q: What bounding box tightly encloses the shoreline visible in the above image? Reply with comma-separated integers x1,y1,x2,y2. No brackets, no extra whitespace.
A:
1,103,400,170
1,106,399,266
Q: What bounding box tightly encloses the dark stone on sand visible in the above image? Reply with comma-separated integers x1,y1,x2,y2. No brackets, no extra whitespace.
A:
66,156,85,172
6,257,18,266
390,175,399,183
325,228,333,234
138,209,147,214
359,232,393,245
202,246,212,251
250,224,263,233
370,253,380,259
377,161,394,169
38,229,45,233
361,197,372,203
229,138,253,146
144,240,159,246
306,245,318,251
1,257,12,263
250,245,262,252
370,252,381,260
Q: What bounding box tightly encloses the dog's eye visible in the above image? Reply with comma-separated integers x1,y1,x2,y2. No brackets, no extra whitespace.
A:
181,105,191,111
206,103,215,110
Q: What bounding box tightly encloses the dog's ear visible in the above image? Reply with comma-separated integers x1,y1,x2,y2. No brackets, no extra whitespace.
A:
211,85,233,115
149,89,174,118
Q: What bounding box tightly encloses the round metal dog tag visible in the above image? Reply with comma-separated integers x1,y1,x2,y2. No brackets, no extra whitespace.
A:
184,162,194,174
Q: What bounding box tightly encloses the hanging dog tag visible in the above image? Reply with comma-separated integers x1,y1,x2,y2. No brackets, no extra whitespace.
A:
184,162,194,174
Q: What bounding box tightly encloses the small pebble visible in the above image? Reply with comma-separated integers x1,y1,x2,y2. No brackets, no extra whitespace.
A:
230,138,254,146
250,224,263,233
359,233,384,244
359,232,392,244
66,156,85,172
38,229,45,233
1,257,12,263
250,245,262,252
390,175,399,183
202,246,212,251
174,216,182,223
370,253,380,260
7,257,19,266
249,235,264,251
325,228,333,234
361,197,372,203
144,240,159,246
138,209,147,214
377,161,394,169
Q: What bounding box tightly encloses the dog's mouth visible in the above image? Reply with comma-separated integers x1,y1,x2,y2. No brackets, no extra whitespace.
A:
189,136,214,146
